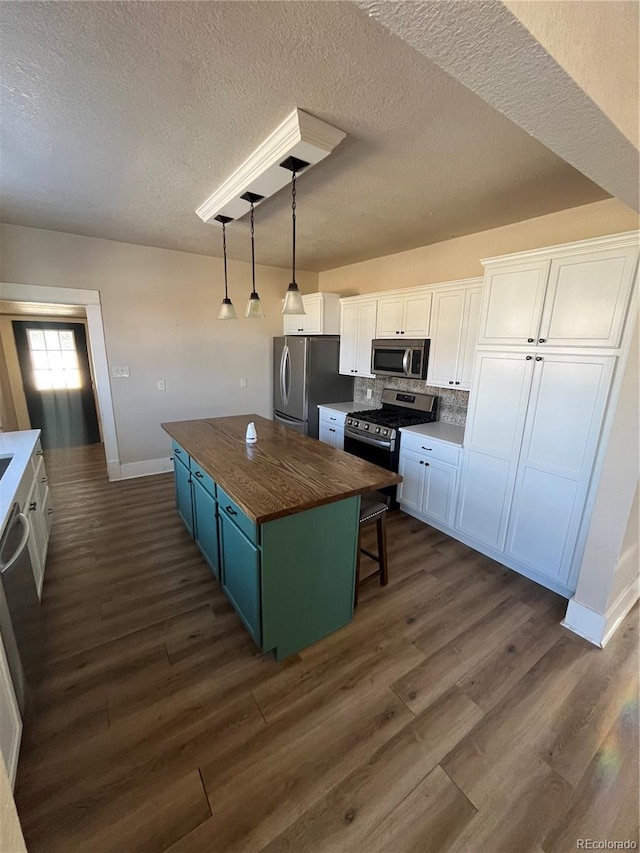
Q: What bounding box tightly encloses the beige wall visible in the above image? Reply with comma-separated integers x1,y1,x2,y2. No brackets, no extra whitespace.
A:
505,0,640,149
0,224,318,466
0,756,26,853
319,199,639,294
573,313,639,615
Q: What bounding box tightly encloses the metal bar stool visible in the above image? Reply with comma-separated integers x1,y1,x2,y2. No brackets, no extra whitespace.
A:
355,496,389,607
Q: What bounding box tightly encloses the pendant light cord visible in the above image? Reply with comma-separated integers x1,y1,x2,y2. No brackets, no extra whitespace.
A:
250,203,256,295
291,171,297,284
222,221,229,300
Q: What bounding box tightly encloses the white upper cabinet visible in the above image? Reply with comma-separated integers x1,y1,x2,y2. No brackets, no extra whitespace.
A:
538,247,637,348
427,283,482,390
478,241,637,349
283,292,341,335
376,289,431,338
478,261,550,346
339,299,378,377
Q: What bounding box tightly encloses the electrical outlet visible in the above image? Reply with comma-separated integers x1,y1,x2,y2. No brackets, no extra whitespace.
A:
366,389,372,399
112,366,130,378
240,378,247,388
157,380,166,391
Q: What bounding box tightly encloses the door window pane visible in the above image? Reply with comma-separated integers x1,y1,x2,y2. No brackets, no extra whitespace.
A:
26,327,83,390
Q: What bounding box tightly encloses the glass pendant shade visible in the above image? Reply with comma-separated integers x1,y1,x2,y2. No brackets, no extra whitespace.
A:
217,297,237,320
282,282,305,315
245,292,265,319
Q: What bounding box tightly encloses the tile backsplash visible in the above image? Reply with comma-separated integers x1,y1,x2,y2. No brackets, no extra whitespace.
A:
354,377,469,426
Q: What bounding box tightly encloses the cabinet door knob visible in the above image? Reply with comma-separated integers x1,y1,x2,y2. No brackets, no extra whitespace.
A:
527,338,534,343
41,477,48,483
538,338,546,343
455,381,460,385
36,450,44,456
195,471,203,479
47,508,54,515
401,331,405,334
425,462,430,467
225,505,237,516
421,447,432,451
29,501,37,511
449,381,454,385
329,428,335,433
536,356,543,361
175,448,181,455
419,460,424,465
526,355,533,360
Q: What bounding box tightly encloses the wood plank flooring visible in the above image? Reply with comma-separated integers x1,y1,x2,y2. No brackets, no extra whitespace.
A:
13,443,639,852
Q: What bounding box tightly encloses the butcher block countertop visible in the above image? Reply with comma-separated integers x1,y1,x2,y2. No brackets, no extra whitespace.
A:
162,415,401,525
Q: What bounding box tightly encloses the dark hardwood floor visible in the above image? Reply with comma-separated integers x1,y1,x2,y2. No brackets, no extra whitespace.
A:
14,443,639,852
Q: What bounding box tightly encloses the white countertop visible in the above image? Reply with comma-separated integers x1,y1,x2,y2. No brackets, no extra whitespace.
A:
317,401,378,415
0,430,41,531
399,422,465,447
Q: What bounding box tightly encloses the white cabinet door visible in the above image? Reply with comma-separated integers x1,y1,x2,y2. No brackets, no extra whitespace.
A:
504,353,615,583
398,449,424,512
403,291,432,337
318,421,333,446
0,632,22,787
283,313,305,334
478,261,550,346
457,351,534,549
355,300,378,377
457,286,482,389
339,304,359,376
427,289,464,388
538,247,637,348
376,296,404,338
300,296,323,334
422,459,457,527
319,420,343,449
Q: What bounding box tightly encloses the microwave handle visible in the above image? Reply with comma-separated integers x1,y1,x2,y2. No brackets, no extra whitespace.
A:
402,349,411,375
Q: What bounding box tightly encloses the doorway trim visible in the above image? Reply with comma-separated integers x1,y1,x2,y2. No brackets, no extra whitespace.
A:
0,283,120,479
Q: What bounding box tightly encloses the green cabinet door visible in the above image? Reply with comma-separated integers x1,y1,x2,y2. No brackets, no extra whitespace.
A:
174,456,194,537
220,513,261,646
193,477,220,579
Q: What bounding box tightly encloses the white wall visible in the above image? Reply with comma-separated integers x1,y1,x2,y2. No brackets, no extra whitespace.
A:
0,224,318,467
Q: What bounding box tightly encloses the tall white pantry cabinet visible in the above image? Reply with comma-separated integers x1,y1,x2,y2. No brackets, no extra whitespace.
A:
456,233,638,597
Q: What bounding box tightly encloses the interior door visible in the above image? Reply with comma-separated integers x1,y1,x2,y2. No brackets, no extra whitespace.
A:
12,321,100,449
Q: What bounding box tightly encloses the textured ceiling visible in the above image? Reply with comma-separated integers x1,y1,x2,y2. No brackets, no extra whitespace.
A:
0,1,608,272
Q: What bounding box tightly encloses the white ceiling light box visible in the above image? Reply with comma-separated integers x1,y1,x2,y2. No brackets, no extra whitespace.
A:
195,108,347,224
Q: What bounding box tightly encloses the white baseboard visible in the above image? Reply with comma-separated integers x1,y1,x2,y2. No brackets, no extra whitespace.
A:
108,457,173,481
562,578,639,648
601,578,640,647
561,599,606,647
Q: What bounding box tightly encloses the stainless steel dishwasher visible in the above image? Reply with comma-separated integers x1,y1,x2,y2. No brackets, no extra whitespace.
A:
0,502,41,715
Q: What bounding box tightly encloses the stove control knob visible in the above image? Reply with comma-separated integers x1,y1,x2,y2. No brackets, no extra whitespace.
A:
353,421,359,427
375,427,381,434
363,424,369,430
346,419,351,426
382,429,388,436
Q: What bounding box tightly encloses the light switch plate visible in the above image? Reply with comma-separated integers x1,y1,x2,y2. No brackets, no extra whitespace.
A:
112,366,130,378
366,389,372,399
240,378,247,388
157,380,166,391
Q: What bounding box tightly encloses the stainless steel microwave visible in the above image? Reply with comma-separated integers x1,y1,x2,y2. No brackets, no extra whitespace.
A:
371,339,430,379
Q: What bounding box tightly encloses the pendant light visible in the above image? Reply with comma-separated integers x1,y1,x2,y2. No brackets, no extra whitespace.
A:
241,192,265,319
215,215,237,320
280,156,309,315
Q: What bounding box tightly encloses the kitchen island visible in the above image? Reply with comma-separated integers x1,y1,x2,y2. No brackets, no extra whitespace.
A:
162,414,400,659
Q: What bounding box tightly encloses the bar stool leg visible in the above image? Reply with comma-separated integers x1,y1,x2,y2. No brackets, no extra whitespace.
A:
354,529,362,607
377,513,388,587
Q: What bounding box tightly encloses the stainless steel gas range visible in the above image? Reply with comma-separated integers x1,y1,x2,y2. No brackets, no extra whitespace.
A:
344,389,438,506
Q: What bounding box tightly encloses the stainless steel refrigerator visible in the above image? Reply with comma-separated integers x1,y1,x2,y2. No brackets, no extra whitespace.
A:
273,336,354,438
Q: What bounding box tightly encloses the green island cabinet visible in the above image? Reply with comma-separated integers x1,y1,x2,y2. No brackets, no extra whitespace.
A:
171,439,361,659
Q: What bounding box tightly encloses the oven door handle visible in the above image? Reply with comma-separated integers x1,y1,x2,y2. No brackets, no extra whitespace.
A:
402,348,411,376
344,427,393,449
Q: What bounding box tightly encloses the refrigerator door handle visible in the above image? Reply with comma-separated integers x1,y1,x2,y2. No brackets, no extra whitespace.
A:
0,512,31,574
283,344,291,407
280,344,288,407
